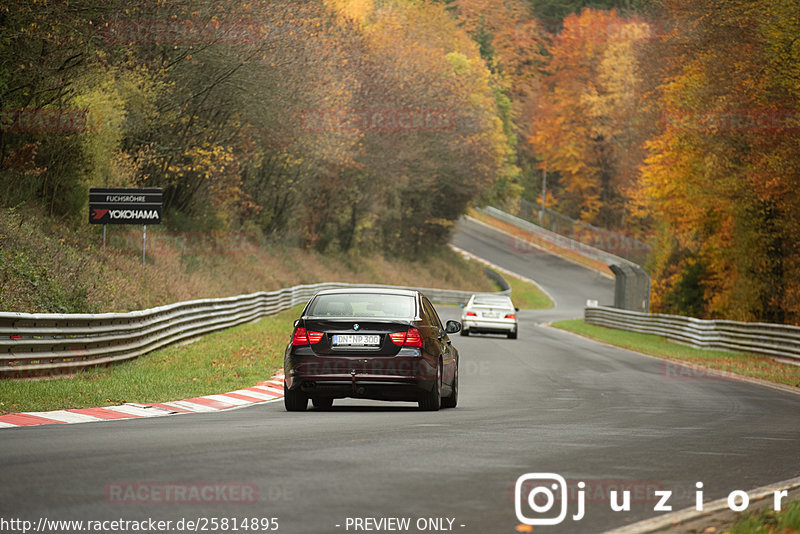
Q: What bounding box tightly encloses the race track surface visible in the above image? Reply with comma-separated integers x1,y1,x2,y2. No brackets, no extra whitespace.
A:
1,218,798,534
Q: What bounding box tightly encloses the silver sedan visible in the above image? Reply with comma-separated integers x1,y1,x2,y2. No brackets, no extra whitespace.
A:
460,294,518,339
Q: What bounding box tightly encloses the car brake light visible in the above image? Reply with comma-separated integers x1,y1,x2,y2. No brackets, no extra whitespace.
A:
404,328,423,347
465,312,477,317
292,327,324,345
388,332,405,345
389,328,423,347
307,330,324,343
504,314,516,319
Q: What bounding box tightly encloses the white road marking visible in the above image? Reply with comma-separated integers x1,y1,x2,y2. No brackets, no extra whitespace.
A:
30,411,104,424
163,400,220,413
232,389,278,401
203,394,253,406
251,385,283,395
104,405,170,417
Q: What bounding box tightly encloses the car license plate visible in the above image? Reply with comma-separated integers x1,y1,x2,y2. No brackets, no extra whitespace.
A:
482,311,500,318
332,334,380,346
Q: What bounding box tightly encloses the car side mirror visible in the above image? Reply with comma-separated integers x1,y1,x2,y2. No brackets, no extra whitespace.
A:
515,307,519,312
445,320,462,334
459,303,465,308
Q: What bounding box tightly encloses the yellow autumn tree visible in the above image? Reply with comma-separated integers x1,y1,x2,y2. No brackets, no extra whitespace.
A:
530,8,649,228
635,0,800,323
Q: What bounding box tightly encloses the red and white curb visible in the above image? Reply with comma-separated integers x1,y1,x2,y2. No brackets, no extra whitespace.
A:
0,373,285,429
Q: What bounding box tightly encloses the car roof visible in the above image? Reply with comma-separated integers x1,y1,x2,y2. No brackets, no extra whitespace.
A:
314,287,419,297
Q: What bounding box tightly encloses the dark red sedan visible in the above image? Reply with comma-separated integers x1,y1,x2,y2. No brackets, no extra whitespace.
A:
283,288,461,411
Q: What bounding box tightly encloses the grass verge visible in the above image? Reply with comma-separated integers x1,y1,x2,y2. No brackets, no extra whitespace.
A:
0,306,302,414
552,319,800,389
729,498,800,533
504,273,553,310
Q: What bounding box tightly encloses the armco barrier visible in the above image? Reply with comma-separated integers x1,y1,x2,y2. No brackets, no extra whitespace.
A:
585,305,800,362
1,283,508,377
481,206,622,266
479,207,650,312
510,198,651,266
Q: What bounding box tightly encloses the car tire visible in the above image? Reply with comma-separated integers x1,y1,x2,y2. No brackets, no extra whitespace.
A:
284,384,308,411
442,366,458,409
507,331,517,339
419,369,441,411
460,328,469,337
312,397,333,410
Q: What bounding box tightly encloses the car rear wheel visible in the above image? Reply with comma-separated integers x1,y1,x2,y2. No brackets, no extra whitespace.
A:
419,366,442,411
284,384,308,411
312,397,333,410
507,331,517,339
460,328,469,336
442,366,458,409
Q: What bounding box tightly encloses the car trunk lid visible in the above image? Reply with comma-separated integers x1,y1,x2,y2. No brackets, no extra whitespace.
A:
297,319,416,356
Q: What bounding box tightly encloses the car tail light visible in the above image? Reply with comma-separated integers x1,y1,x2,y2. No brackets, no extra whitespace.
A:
388,332,405,345
504,314,516,319
10,335,21,340
404,328,423,347
465,312,477,317
307,330,324,343
292,327,324,345
389,328,423,347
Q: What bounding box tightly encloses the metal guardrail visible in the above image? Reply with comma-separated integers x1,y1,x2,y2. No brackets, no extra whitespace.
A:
481,206,626,267
508,198,651,266
1,283,507,377
480,207,798,362
479,206,651,312
585,305,800,362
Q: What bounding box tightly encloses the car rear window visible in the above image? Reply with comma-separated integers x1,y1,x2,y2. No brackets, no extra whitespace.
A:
307,294,415,318
472,296,513,307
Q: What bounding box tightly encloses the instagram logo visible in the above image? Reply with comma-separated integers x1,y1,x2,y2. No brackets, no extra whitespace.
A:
514,473,789,525
515,473,577,526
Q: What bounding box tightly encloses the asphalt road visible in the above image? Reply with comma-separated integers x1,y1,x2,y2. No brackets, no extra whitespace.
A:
452,217,616,319
1,218,798,534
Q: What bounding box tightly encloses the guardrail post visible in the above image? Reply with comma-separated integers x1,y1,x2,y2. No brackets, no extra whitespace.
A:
610,264,628,310
610,263,650,313
633,265,651,313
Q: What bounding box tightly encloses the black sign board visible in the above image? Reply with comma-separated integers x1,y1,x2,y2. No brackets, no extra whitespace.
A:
89,188,163,225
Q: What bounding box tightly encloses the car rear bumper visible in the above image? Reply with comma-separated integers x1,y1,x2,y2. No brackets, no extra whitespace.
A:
284,349,437,401
290,380,433,401
462,318,517,333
